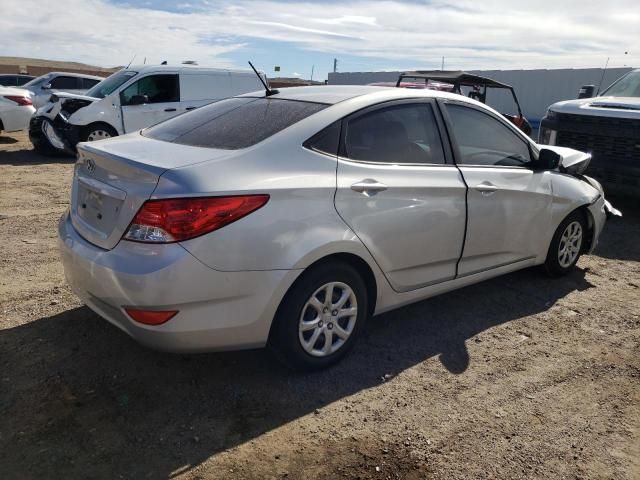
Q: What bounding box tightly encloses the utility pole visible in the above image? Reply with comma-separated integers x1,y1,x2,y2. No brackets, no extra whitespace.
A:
441,56,445,70
333,58,338,73
310,65,315,81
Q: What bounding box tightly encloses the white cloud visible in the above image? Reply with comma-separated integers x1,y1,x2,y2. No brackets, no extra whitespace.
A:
0,0,638,71
292,72,301,77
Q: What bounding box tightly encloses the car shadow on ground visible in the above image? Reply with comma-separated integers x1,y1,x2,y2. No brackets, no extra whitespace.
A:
0,266,594,478
0,136,18,145
0,148,74,165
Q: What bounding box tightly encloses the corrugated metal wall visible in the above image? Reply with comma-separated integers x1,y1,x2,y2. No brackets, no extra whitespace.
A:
328,68,633,125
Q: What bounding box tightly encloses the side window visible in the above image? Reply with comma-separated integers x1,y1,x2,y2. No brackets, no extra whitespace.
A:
50,76,80,89
81,78,100,89
445,104,531,167
120,74,179,105
0,77,13,86
344,103,446,164
304,121,341,156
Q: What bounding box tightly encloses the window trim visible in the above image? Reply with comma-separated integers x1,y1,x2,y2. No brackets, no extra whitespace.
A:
437,99,539,169
334,98,455,167
119,73,181,106
302,120,342,157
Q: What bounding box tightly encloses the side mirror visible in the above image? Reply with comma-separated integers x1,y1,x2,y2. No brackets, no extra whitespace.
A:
533,148,561,171
577,84,595,99
128,94,148,105
42,83,52,90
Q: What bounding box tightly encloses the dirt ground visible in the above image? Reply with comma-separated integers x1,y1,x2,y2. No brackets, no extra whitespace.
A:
0,130,638,480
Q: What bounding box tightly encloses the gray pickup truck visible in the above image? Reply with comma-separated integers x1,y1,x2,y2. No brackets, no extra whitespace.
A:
538,69,640,194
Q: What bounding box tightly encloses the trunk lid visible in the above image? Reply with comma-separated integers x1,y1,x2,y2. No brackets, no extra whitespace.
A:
71,134,236,249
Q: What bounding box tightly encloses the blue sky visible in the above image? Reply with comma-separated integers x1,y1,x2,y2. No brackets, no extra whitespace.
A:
1,0,638,80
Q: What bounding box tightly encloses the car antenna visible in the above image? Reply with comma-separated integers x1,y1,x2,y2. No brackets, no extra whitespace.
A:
126,54,136,69
248,61,279,96
595,56,610,96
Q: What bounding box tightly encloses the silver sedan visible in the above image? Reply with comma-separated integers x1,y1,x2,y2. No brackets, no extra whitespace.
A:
58,86,617,369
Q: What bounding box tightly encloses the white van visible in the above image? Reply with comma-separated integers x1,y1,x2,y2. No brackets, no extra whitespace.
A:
29,64,266,155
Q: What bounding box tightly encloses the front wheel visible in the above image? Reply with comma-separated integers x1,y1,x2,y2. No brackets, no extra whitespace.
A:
83,124,117,142
270,262,368,370
544,211,587,276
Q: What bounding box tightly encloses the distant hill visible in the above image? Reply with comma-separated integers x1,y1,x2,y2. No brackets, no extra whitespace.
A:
0,57,119,77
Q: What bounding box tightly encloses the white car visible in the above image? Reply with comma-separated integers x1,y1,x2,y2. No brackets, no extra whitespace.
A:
22,72,103,109
29,64,266,155
58,85,619,370
0,87,35,134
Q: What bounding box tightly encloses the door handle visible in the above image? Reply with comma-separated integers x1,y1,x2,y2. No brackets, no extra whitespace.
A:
351,179,388,195
185,106,197,111
164,108,177,112
474,182,498,196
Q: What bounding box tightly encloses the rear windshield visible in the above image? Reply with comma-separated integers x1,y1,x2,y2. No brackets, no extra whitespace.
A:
143,97,328,149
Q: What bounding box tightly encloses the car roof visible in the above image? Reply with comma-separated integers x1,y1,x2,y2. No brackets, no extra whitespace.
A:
240,85,472,105
126,65,260,76
38,71,105,80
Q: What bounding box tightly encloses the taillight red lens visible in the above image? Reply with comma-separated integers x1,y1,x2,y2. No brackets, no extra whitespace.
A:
4,95,32,106
125,308,178,325
124,195,269,243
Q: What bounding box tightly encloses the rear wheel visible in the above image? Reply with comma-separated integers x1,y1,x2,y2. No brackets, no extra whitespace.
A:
83,123,117,142
270,262,368,370
544,210,587,276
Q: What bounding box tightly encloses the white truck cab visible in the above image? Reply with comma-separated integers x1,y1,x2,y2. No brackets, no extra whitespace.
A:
29,65,266,155
538,69,640,194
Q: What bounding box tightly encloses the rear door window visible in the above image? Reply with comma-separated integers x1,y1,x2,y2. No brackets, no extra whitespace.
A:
50,76,80,90
0,76,16,86
144,97,327,149
343,102,446,164
81,78,101,89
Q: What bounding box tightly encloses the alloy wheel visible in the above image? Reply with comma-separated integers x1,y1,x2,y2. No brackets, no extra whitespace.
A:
558,220,583,268
298,281,358,357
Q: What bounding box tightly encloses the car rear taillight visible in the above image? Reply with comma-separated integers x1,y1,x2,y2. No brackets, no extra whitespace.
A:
4,95,32,106
124,195,270,243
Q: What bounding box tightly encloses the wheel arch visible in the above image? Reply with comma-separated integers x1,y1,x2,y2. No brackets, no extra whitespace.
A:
577,203,595,253
267,252,379,345
551,203,593,254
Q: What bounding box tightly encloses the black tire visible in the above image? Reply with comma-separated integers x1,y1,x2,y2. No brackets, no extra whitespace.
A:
270,261,368,371
32,135,68,157
82,123,118,143
544,210,588,277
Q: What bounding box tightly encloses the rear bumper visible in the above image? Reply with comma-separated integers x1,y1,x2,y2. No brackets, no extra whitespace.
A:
58,212,301,353
1,105,35,132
